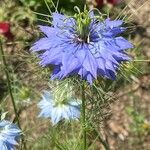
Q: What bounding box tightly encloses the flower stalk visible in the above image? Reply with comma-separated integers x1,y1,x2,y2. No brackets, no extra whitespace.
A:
0,39,28,150
0,39,21,128
91,124,110,150
81,83,87,149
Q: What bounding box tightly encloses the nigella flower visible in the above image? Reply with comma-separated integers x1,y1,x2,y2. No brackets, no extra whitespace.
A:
0,120,21,150
31,11,133,84
38,91,81,125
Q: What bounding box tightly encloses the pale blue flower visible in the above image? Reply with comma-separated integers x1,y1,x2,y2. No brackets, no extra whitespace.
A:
0,120,21,150
38,91,81,125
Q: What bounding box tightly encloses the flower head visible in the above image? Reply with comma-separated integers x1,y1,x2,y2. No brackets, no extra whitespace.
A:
38,90,81,125
0,22,13,40
31,11,133,84
0,120,21,150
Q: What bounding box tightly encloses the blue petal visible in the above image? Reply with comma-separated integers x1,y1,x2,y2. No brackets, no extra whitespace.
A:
78,68,88,78
97,57,107,73
113,52,131,61
105,61,116,72
51,66,62,80
86,73,94,84
52,13,66,28
38,26,59,38
103,27,125,37
52,13,75,30
106,69,116,80
51,107,63,125
105,18,123,28
82,49,97,78
75,48,86,64
115,37,134,50
0,120,21,150
39,46,63,66
31,34,65,52
89,11,95,18
31,38,51,51
0,141,4,149
61,52,80,77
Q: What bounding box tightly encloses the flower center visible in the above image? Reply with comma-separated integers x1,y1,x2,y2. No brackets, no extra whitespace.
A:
53,90,71,107
74,11,91,43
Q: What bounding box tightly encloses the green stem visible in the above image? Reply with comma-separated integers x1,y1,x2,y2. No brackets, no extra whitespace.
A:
81,83,87,150
0,40,21,128
92,126,110,150
0,40,27,150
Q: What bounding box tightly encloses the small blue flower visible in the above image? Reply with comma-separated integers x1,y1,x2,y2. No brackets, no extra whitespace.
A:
38,91,81,125
0,120,21,150
31,11,133,84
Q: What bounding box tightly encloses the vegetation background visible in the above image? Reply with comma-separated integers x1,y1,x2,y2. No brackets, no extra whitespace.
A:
0,0,150,149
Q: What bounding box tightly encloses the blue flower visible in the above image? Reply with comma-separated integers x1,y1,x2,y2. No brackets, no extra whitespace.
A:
0,120,21,150
38,91,81,125
31,11,133,84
